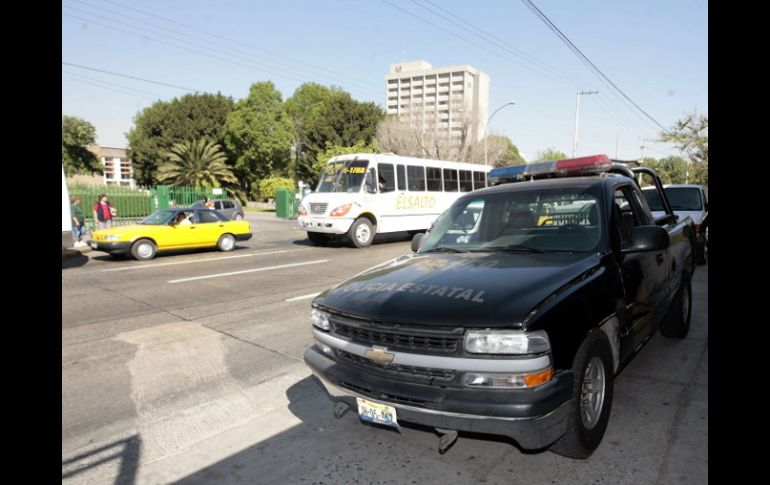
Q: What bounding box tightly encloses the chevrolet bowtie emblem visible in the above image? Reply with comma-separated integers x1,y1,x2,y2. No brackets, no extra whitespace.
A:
364,347,395,364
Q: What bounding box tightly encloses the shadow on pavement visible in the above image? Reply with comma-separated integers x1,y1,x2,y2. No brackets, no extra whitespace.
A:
62,251,90,269
291,231,416,249
62,435,142,485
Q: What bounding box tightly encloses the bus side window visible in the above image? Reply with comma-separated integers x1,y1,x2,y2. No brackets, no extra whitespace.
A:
397,164,406,191
459,170,473,192
426,167,442,191
443,168,458,192
378,163,396,192
473,171,487,190
407,165,426,191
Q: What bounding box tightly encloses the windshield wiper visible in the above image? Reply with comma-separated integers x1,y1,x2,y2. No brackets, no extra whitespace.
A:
422,246,467,253
473,245,545,253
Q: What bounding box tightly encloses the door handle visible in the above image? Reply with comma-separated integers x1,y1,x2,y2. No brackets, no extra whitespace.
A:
655,253,664,264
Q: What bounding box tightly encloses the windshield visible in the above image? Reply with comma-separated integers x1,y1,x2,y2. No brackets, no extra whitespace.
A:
642,189,664,212
420,186,604,253
140,210,175,225
316,160,369,193
665,187,702,211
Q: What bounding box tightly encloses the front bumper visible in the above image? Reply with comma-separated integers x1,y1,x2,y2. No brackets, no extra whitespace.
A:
87,240,132,253
298,216,354,235
304,346,572,450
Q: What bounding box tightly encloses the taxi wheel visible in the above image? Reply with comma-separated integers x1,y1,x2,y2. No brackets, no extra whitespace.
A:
131,239,157,261
348,218,374,248
217,233,236,252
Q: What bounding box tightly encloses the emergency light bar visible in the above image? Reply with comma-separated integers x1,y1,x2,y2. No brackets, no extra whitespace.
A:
488,154,612,185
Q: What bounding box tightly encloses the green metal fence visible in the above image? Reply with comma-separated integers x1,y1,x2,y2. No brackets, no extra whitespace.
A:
68,184,217,231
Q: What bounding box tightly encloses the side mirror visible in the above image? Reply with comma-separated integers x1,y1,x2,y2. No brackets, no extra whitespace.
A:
621,225,670,254
411,233,426,253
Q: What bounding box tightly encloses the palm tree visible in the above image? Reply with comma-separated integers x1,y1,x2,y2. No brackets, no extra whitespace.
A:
158,139,238,187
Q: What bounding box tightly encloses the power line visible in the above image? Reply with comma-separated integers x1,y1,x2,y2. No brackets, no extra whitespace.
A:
62,62,201,92
98,0,384,92
63,74,159,101
379,0,590,91
63,70,168,99
67,0,383,98
414,0,597,90
520,0,666,132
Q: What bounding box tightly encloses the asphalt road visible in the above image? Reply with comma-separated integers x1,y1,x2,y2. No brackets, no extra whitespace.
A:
62,211,708,484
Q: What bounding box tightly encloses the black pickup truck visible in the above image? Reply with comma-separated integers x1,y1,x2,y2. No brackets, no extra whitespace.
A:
304,155,696,459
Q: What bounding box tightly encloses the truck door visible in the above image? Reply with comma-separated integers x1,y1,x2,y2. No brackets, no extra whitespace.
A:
613,186,669,355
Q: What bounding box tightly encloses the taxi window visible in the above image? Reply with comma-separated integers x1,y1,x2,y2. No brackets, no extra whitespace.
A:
197,210,225,223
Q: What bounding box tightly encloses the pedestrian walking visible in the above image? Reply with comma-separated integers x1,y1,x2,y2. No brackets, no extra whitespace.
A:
93,193,116,229
70,196,86,247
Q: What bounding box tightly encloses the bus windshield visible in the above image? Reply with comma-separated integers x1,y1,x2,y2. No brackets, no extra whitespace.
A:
316,160,369,193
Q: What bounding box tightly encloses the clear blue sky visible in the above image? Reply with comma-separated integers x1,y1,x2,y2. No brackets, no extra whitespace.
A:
62,0,707,161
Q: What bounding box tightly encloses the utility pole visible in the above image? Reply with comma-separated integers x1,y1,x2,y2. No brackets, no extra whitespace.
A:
572,90,598,158
484,102,516,166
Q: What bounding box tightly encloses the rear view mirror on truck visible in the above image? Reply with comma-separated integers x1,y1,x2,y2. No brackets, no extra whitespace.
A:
621,225,670,254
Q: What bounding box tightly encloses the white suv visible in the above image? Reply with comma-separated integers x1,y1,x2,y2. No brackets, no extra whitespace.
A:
642,184,708,264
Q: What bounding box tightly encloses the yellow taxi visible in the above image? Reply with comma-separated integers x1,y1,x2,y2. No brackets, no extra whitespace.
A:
87,208,252,260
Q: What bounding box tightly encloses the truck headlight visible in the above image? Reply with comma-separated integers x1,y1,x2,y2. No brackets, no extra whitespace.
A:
105,235,121,241
310,308,331,331
464,330,550,354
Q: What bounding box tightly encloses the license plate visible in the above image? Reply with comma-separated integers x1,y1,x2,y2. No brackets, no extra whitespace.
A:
90,242,97,249
356,398,399,428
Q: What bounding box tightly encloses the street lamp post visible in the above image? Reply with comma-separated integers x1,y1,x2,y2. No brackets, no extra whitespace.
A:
572,90,598,158
484,102,516,166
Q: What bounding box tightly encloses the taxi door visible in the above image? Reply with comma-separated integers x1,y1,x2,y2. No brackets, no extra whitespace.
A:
194,209,227,245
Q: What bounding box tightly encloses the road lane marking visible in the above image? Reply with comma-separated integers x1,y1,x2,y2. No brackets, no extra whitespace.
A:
168,260,329,284
101,249,308,272
285,292,321,302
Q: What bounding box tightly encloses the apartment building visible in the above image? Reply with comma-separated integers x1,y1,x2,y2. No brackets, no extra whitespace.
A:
385,60,490,146
90,145,135,187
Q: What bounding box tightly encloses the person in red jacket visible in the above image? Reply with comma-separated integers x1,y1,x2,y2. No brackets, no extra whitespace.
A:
93,193,116,229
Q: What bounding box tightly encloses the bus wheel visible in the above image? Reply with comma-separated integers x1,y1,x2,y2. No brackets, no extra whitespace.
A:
348,218,374,248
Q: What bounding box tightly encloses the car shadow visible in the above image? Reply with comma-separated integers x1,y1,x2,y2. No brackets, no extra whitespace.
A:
62,250,90,269
291,231,416,249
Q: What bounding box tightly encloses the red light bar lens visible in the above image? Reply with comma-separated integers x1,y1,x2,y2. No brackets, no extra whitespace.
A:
555,154,612,175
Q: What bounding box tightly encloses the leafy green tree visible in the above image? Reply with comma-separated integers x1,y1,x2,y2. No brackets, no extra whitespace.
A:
286,84,384,183
157,139,237,188
62,116,102,175
533,147,567,162
127,93,235,186
224,82,293,196
485,135,526,167
258,177,295,201
660,113,708,165
313,141,378,184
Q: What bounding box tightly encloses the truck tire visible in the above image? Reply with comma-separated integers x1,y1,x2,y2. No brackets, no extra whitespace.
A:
348,217,374,248
307,232,331,246
131,239,157,261
550,331,614,459
660,276,692,339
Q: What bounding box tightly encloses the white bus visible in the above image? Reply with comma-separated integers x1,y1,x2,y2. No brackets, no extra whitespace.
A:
297,153,493,247
62,165,74,249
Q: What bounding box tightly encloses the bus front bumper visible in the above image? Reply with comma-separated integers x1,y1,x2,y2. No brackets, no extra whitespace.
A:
298,216,354,235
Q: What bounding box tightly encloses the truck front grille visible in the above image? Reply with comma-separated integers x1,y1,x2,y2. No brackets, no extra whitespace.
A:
331,319,461,354
337,349,456,384
310,203,328,215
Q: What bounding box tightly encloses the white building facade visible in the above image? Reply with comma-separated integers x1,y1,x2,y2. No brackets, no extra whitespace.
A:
385,60,490,147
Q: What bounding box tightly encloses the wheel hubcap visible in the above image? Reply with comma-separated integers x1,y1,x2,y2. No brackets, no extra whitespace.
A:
137,243,152,258
580,356,606,429
356,224,370,243
222,236,234,250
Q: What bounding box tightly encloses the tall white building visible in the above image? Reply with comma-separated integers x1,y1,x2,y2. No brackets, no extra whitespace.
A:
385,60,490,147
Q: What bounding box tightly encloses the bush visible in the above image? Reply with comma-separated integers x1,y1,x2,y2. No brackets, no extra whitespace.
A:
258,177,295,201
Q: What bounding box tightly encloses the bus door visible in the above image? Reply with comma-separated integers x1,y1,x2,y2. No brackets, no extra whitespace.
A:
373,162,400,232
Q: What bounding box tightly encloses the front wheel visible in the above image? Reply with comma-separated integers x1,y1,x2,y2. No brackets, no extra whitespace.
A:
131,239,157,261
550,331,614,459
347,218,374,248
217,233,236,252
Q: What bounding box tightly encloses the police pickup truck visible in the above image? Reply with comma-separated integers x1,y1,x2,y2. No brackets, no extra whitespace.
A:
304,155,696,459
